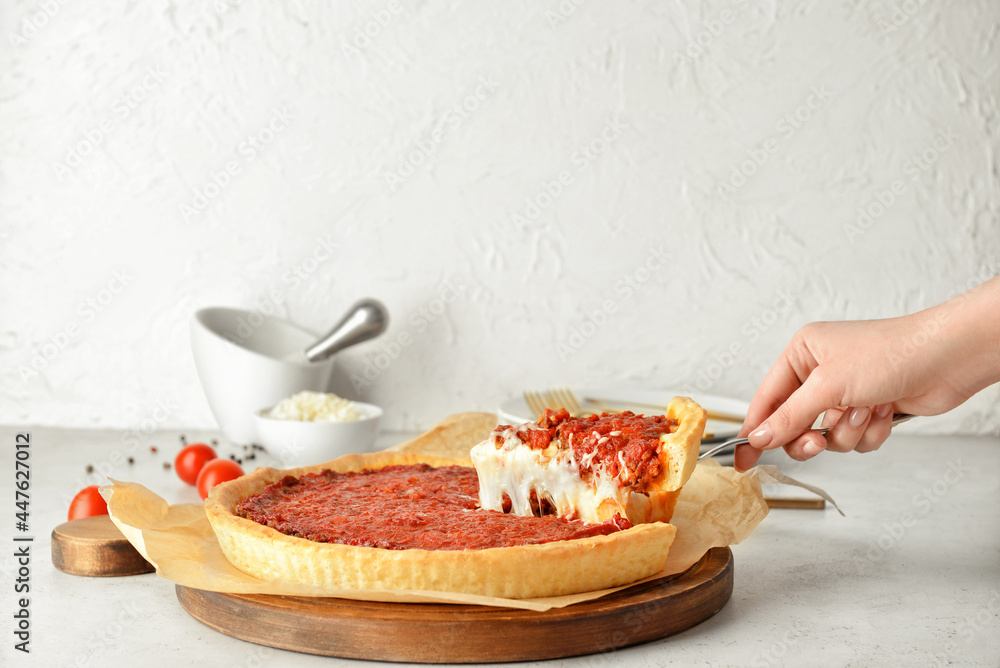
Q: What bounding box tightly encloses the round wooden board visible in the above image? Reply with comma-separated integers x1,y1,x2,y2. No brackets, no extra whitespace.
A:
51,514,156,577
175,546,733,663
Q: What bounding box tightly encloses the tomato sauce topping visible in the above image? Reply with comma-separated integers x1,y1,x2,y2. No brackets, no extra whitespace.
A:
515,409,678,489
235,464,631,551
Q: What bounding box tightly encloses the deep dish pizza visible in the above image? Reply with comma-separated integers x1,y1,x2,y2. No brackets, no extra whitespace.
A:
472,396,707,525
205,398,706,598
234,463,632,550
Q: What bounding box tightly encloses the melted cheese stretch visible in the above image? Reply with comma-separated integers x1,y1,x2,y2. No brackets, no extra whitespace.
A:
470,426,631,523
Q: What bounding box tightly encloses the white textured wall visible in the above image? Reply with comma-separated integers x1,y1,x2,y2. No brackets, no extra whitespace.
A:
2,1,998,434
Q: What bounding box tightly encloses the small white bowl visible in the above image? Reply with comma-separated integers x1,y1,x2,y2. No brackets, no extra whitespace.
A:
254,402,383,467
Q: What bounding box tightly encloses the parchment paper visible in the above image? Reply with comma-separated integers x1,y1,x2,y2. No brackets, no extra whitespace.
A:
102,413,836,612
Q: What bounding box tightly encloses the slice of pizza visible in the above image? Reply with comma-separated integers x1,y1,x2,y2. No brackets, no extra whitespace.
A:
470,396,707,524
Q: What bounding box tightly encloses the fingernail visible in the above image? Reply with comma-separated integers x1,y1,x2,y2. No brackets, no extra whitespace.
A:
803,441,824,457
734,444,755,472
748,423,773,448
849,406,871,428
876,403,892,418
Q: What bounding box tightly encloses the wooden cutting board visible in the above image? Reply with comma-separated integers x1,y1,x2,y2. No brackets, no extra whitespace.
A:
51,514,155,577
175,546,733,663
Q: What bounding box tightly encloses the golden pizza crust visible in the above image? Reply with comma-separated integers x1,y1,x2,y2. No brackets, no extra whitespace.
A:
205,451,677,599
637,396,708,524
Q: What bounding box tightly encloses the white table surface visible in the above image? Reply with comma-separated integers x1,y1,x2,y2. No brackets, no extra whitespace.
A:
1,425,997,667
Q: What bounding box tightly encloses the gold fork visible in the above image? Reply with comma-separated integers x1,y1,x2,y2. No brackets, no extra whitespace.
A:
523,388,597,418
522,390,549,418
545,388,587,415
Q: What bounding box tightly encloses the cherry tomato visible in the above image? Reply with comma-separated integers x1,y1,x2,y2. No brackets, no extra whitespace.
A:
68,485,109,521
196,459,244,499
174,443,217,485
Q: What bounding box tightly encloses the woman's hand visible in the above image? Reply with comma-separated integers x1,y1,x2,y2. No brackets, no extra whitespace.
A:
734,276,1000,471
